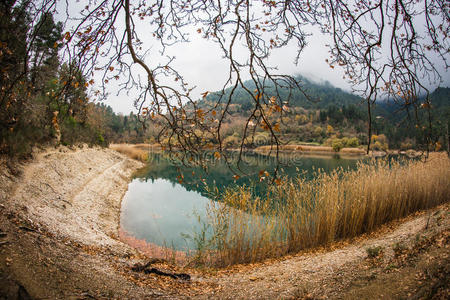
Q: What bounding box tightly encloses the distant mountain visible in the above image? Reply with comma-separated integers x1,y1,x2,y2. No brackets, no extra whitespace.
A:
201,74,364,110
376,86,450,119
429,87,450,109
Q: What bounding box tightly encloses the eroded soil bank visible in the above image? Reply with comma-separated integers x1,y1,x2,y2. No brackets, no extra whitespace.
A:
0,146,448,299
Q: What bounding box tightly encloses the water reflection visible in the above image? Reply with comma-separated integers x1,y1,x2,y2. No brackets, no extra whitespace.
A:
120,152,365,251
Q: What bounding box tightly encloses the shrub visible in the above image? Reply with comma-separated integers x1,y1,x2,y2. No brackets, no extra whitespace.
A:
366,246,384,258
327,124,334,135
331,139,344,152
346,137,360,147
392,242,408,257
400,140,413,150
371,134,389,151
313,126,323,137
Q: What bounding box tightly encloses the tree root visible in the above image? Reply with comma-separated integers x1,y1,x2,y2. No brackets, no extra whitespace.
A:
131,259,191,281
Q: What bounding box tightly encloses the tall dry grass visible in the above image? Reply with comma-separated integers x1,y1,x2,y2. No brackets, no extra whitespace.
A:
196,153,450,267
110,143,150,161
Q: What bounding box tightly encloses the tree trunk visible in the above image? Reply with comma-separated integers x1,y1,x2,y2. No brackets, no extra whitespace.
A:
366,99,372,155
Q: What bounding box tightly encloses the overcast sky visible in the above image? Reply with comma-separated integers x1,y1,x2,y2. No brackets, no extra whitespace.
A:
102,28,353,115
59,3,449,115
104,29,449,115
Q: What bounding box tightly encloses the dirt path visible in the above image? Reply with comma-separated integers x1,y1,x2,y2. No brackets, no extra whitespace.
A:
0,146,448,299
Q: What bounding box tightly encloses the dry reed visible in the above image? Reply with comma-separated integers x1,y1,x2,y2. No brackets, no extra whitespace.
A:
110,144,149,161
196,153,450,267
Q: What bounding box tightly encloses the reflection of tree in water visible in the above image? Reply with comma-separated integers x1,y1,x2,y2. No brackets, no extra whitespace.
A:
134,153,362,200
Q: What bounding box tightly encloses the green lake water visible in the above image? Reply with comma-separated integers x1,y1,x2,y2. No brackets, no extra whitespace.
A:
120,152,365,251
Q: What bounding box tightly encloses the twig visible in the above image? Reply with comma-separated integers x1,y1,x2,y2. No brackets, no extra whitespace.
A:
131,258,167,272
143,268,191,281
19,226,36,232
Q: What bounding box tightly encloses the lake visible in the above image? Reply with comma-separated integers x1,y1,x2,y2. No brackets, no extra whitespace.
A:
119,152,365,252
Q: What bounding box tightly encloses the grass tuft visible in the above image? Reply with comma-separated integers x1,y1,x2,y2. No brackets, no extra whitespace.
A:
366,246,384,258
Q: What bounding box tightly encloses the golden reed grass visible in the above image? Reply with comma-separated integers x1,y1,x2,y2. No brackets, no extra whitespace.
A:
110,143,150,161
199,152,449,267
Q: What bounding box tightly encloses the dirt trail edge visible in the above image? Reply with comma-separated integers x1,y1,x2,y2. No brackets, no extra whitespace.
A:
0,146,449,299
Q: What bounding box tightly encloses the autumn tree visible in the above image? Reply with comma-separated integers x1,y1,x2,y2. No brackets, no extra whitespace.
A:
0,1,106,155
3,0,449,162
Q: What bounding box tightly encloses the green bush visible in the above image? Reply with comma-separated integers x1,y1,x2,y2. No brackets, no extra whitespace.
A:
346,137,360,147
331,139,344,152
366,246,384,258
313,126,324,137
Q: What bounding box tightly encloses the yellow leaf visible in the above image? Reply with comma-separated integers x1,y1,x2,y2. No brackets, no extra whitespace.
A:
274,105,281,112
214,151,221,159
273,123,280,132
233,174,240,180
196,109,204,118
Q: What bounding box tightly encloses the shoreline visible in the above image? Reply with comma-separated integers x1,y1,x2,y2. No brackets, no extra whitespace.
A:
0,145,448,299
112,143,428,160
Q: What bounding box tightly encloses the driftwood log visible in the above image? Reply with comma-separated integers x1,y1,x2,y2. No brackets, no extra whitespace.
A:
131,259,191,281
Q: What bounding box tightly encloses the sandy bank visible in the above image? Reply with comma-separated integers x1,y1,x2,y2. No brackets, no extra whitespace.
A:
4,146,143,248
0,146,214,299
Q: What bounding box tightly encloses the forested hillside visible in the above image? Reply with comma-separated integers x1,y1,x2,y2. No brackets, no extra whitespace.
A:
98,80,449,152
187,76,449,151
0,3,135,157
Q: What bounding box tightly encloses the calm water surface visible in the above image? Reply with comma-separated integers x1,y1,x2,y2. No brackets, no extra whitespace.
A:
120,152,365,251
